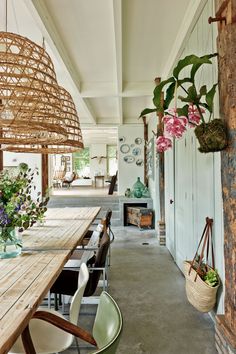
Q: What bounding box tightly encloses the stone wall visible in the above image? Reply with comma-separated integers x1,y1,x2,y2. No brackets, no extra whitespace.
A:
216,0,236,352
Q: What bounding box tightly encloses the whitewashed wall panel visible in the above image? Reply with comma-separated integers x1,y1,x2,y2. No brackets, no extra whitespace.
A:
164,0,224,313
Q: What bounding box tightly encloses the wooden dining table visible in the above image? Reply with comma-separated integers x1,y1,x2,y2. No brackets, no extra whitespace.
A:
0,206,100,354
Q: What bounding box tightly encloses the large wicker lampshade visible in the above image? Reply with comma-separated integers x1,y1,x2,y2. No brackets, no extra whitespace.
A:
0,32,67,138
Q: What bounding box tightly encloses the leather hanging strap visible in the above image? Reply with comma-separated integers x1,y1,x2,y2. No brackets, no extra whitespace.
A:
188,217,215,281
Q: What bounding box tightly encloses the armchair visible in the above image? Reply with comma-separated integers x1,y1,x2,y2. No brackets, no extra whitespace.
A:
18,292,122,354
10,263,90,354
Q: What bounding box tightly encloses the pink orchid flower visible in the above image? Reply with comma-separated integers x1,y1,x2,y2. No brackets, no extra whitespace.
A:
163,112,188,138
188,104,205,127
156,136,172,152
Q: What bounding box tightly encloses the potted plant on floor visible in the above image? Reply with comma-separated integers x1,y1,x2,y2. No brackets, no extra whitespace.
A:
0,163,49,258
140,53,228,153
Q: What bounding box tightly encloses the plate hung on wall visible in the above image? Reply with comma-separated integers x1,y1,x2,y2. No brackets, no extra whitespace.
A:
136,159,143,166
132,147,141,156
124,155,135,163
120,144,130,154
135,137,142,145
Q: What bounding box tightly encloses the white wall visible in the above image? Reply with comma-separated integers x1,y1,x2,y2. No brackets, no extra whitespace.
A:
163,0,224,314
3,152,42,200
118,125,144,195
90,144,107,179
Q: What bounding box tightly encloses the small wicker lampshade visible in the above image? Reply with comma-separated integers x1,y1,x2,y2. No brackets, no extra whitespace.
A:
3,144,82,154
0,32,67,137
1,87,84,153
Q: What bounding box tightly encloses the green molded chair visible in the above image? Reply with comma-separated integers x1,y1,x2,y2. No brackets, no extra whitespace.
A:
14,291,122,354
91,291,123,353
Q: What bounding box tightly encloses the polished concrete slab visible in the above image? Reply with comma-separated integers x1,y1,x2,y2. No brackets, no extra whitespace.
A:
63,226,217,354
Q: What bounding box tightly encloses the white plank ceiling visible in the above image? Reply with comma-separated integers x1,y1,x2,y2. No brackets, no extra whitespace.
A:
0,0,205,145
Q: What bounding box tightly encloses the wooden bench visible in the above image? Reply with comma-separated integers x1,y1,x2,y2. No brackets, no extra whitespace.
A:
126,206,153,230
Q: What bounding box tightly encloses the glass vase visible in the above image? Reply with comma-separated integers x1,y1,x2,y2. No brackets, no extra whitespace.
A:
0,227,22,259
132,177,145,198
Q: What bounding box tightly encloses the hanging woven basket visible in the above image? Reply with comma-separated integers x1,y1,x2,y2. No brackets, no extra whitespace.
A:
183,217,220,313
183,261,220,313
194,119,227,153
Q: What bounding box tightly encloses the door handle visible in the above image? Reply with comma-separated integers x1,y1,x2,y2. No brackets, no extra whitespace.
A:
170,199,174,204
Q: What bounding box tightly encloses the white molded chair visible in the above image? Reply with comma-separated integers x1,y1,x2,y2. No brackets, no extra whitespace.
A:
18,291,123,354
10,263,89,354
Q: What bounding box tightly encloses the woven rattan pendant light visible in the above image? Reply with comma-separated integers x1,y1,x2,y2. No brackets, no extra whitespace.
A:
2,87,84,153
0,31,68,142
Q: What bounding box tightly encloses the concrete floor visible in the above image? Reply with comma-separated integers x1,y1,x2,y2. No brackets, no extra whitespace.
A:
52,186,117,197
63,226,217,354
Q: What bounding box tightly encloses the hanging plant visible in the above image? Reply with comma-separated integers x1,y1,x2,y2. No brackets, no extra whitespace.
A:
140,53,228,153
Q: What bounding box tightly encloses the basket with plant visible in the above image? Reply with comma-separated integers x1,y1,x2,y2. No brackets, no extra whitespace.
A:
183,217,220,313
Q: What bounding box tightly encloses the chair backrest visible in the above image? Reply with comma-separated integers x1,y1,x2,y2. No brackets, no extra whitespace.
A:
104,209,114,243
92,291,123,353
69,263,89,325
105,209,112,229
108,171,117,195
84,231,110,296
80,230,101,265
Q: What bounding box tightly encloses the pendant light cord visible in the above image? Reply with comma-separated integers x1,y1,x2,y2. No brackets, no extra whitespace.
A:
5,0,8,32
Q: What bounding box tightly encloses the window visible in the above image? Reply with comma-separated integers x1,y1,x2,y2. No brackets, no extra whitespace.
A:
107,145,117,176
73,148,90,177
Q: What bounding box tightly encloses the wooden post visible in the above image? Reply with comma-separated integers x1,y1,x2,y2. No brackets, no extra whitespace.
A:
41,153,48,197
214,0,236,352
155,77,166,245
142,116,148,187
0,127,3,171
0,150,3,171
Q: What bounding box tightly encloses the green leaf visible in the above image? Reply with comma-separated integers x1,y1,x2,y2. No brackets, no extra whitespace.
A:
199,85,207,97
177,105,189,117
153,77,175,112
23,221,30,229
173,54,201,79
178,85,198,103
139,108,157,118
190,53,218,81
173,53,218,80
205,83,218,113
164,82,176,110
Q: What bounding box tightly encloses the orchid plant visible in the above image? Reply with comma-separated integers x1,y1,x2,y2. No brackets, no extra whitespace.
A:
140,53,224,153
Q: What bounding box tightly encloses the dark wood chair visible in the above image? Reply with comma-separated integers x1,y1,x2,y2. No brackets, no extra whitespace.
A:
50,230,110,299
108,171,117,195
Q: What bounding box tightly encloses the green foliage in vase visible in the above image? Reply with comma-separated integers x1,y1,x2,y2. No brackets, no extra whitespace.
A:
0,164,49,243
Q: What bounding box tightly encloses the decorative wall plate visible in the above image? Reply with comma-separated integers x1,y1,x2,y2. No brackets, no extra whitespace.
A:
132,147,141,156
136,159,143,166
135,137,142,145
124,155,135,163
120,144,130,153
119,136,125,143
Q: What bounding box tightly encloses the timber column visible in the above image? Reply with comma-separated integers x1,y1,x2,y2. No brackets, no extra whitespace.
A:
215,0,236,353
